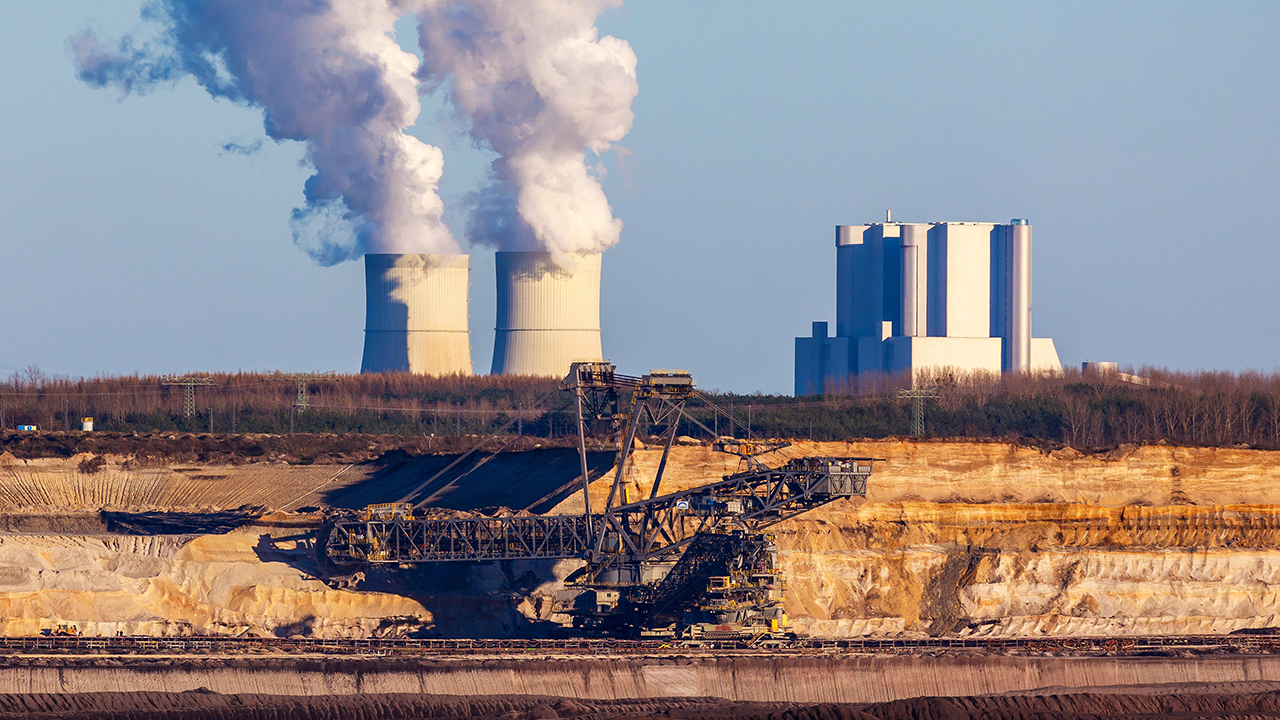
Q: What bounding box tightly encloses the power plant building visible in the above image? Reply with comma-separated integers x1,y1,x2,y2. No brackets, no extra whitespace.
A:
491,251,604,377
795,219,1060,395
361,253,473,375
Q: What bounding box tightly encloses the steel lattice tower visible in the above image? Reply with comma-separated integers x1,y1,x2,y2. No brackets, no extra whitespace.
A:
161,376,216,419
270,371,337,412
897,387,938,437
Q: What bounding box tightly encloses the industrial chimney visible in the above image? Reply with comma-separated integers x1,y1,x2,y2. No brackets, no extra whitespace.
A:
1005,220,1032,374
491,252,603,377
361,253,472,375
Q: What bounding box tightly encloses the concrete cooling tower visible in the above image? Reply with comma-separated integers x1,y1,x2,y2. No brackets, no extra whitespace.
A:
361,253,472,375
491,252,603,377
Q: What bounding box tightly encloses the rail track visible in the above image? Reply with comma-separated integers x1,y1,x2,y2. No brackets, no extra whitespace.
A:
2,634,1279,657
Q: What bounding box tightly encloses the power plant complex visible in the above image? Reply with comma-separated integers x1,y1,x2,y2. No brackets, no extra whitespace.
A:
360,251,604,378
795,217,1060,395
360,217,1060,388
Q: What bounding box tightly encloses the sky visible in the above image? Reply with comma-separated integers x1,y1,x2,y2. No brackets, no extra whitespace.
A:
2,1,1279,394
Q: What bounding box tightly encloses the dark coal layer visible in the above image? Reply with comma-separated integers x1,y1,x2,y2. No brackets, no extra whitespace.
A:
4,689,1280,720
100,509,262,536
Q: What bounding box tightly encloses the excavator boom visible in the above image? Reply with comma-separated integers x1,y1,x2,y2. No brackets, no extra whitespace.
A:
324,362,875,638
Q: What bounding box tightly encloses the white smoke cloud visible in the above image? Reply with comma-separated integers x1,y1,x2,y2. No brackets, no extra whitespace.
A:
414,0,638,264
72,0,460,265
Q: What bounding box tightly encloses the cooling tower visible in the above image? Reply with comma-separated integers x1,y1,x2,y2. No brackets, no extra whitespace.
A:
491,251,603,377
361,253,472,375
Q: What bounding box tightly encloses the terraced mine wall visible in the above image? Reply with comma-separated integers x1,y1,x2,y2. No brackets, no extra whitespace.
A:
4,655,1280,703
2,439,1280,639
3,439,1275,513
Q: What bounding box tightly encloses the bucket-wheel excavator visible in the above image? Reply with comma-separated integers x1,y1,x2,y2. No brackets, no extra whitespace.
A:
323,362,876,638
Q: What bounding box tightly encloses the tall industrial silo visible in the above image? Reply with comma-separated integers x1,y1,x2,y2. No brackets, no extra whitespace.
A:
1006,220,1032,373
491,251,603,377
361,253,472,375
899,223,929,337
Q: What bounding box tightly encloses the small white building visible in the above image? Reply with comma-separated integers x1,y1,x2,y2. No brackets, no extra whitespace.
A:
796,218,1060,395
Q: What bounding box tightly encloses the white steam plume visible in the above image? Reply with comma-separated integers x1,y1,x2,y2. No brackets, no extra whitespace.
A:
415,0,638,264
72,0,459,265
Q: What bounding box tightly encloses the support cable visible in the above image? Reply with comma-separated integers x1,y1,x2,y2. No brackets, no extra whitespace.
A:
394,388,569,509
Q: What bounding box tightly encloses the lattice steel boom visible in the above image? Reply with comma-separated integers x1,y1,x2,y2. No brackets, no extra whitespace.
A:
323,361,877,638
324,456,871,565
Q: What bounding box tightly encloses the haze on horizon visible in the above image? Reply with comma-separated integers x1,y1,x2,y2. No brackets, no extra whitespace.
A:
2,1,1278,394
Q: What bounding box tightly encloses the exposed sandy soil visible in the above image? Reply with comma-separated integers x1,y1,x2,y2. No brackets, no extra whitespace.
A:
600,439,1280,509
567,440,1280,639
0,530,432,638
5,436,1274,512
0,446,607,513
1,438,1280,640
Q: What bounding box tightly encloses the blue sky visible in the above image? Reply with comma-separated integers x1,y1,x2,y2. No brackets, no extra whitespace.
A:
2,2,1279,393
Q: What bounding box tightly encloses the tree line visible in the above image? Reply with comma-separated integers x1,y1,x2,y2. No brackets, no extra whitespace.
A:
0,367,560,437
4,365,1280,449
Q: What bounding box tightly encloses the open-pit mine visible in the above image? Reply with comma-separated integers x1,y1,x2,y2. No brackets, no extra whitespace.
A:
2,419,1280,717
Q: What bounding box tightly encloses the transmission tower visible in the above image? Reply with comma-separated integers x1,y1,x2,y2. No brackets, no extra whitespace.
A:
161,376,216,420
897,386,939,437
270,371,337,411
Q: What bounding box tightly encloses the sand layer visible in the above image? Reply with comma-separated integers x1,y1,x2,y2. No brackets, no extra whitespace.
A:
3,440,1280,639
0,531,428,638
5,440,1278,513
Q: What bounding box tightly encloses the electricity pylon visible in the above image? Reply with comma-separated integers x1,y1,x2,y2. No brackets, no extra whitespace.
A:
161,376,216,419
270,371,337,411
897,387,939,437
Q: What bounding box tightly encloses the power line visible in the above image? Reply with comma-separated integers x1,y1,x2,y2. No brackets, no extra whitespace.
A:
160,376,216,419
0,376,288,398
268,371,337,412
897,387,939,437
